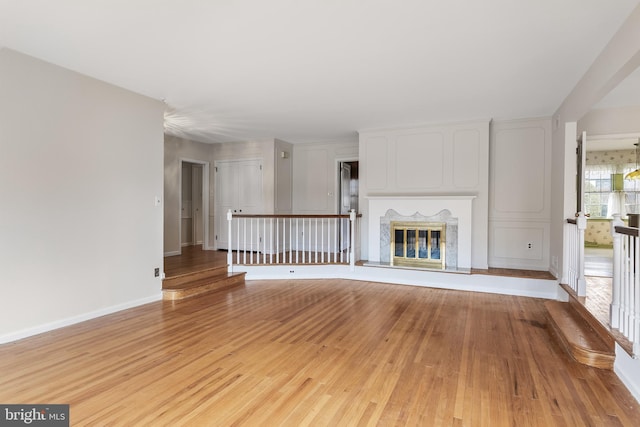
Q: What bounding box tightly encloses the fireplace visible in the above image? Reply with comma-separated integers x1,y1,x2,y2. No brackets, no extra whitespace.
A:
366,195,475,272
391,221,445,269
379,208,457,270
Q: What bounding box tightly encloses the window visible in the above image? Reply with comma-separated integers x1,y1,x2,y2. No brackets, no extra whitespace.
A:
584,168,611,217
584,164,640,218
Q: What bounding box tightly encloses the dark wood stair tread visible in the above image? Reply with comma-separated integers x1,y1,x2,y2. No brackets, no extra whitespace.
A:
545,300,615,370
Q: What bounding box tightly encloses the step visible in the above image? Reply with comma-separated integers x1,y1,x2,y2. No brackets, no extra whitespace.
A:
162,265,229,288
162,272,246,300
545,300,615,370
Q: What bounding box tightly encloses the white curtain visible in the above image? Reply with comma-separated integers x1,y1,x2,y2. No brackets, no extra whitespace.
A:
586,163,631,218
608,192,626,218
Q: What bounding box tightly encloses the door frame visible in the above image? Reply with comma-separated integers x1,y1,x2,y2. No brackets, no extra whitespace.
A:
336,158,359,252
191,164,204,245
179,158,210,252
336,157,359,214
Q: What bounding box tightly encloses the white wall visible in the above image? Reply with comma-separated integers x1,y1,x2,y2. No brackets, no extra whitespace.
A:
578,106,640,136
164,135,214,255
0,48,165,342
551,4,640,282
489,118,552,270
274,139,293,214
292,140,358,213
358,121,489,268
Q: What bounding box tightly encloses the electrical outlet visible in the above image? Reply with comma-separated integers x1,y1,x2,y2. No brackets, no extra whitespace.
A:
526,242,533,250
154,267,160,277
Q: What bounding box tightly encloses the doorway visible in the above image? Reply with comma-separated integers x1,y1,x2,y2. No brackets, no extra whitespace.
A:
339,161,359,215
180,159,210,250
338,161,359,250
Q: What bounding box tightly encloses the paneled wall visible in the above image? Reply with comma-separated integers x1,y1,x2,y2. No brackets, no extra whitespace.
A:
489,118,552,270
359,121,490,268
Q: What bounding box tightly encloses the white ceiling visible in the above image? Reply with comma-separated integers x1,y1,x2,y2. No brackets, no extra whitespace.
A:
1,0,638,144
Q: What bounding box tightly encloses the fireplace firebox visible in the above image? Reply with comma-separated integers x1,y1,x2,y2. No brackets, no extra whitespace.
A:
390,221,445,269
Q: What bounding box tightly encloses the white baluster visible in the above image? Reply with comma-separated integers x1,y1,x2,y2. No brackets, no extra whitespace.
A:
270,218,273,264
250,218,254,264
611,214,623,328
227,209,233,273
576,212,587,296
236,218,240,265
336,217,340,263
321,219,325,263
314,218,318,263
633,234,640,347
243,218,247,265
276,218,280,264
350,209,356,271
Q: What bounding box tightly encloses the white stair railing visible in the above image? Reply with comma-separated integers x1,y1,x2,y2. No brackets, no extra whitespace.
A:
226,210,360,272
612,216,640,356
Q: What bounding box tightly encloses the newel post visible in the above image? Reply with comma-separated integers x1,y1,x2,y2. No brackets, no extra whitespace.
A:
350,209,356,271
610,213,624,329
576,212,587,296
227,209,233,273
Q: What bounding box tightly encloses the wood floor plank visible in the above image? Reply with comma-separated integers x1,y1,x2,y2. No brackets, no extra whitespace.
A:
1,279,639,426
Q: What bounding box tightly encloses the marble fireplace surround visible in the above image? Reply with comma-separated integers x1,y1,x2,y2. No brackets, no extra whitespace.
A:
366,195,476,272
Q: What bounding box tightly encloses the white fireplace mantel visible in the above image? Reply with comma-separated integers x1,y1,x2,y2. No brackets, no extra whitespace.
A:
366,195,476,269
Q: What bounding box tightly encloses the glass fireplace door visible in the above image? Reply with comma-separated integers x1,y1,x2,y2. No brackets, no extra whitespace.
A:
391,222,445,269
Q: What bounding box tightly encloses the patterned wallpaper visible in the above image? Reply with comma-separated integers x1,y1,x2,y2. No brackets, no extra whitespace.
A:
585,218,630,247
586,149,635,166
585,220,613,246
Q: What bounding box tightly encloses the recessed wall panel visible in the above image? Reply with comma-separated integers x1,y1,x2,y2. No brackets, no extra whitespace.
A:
453,130,480,188
302,149,329,210
494,127,546,213
493,225,544,260
365,136,389,190
395,133,444,189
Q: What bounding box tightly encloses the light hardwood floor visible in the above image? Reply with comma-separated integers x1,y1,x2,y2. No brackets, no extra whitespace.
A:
1,279,639,426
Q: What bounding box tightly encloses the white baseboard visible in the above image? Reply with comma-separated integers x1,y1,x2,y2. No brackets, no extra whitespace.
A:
235,265,559,300
0,293,162,344
164,250,181,257
614,345,640,404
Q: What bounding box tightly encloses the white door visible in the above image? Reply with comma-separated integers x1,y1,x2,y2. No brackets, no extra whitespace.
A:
181,163,193,246
577,131,587,295
215,159,263,250
237,160,264,213
192,164,203,245
215,161,236,250
577,131,586,215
